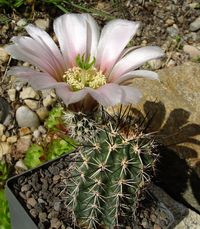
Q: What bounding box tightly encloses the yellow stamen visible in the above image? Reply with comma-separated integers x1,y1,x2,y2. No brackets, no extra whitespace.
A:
63,66,107,91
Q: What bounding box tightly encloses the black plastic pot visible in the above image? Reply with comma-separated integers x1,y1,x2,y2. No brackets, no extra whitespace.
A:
6,151,175,229
5,153,72,229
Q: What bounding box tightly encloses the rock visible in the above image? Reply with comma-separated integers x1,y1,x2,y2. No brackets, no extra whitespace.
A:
166,59,176,67
190,16,200,32
24,99,39,110
165,18,175,26
175,210,200,228
167,25,179,37
1,135,6,142
33,129,40,139
148,59,162,70
16,106,40,128
43,95,56,107
50,218,62,228
0,142,11,159
27,197,37,207
0,46,9,63
20,87,38,100
0,124,5,136
130,62,200,212
19,127,31,136
38,125,46,134
35,18,49,31
151,185,200,229
184,32,199,42
39,212,47,222
15,159,28,170
36,107,49,121
16,135,32,154
16,18,27,27
183,45,200,58
7,89,16,102
7,135,17,143
189,3,200,9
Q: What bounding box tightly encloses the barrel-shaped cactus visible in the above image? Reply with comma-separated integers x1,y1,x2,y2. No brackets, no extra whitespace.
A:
65,107,158,228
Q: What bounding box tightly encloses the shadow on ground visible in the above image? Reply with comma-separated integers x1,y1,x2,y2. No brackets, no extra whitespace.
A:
132,101,200,221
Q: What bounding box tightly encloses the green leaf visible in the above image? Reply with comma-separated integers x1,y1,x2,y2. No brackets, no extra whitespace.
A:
47,137,76,160
44,106,64,131
0,160,9,182
23,144,45,169
0,189,11,229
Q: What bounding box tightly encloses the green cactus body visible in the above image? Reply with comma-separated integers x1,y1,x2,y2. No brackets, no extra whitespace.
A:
66,112,157,228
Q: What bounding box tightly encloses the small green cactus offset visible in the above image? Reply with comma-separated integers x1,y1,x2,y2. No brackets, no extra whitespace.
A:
65,107,158,228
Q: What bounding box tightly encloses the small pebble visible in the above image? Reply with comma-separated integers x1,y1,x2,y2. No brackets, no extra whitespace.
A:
7,89,16,101
0,46,9,63
27,197,37,207
39,212,47,222
190,16,200,32
20,87,38,100
30,208,37,218
19,127,31,136
35,18,49,30
0,124,5,136
16,106,40,128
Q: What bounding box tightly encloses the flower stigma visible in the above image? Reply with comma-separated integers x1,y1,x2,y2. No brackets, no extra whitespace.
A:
63,54,107,91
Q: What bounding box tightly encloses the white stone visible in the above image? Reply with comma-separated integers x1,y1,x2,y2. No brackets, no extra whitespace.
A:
148,59,162,70
0,124,5,136
167,59,176,67
15,159,28,170
0,46,9,63
43,95,55,107
183,45,200,58
16,106,40,128
1,135,6,142
190,16,200,32
16,135,32,154
24,99,39,110
165,18,175,26
35,18,49,30
167,25,179,37
7,89,16,102
36,107,49,121
38,125,46,134
0,142,11,159
7,135,17,143
33,129,40,139
16,18,27,27
20,87,38,100
189,3,200,9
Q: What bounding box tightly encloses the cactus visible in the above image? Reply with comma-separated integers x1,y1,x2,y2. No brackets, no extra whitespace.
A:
65,107,158,228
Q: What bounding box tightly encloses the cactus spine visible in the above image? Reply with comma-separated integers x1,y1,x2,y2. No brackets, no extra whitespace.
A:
65,107,158,228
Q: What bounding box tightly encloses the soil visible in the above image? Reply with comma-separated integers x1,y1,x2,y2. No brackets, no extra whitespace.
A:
10,154,174,229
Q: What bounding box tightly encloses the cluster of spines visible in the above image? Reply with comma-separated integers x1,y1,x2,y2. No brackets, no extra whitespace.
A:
62,111,97,142
64,106,158,228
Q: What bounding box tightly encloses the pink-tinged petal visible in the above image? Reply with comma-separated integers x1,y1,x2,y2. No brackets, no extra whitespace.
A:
5,36,63,81
25,24,66,71
54,14,87,67
82,14,100,59
119,86,142,104
87,84,125,107
109,46,164,81
55,86,88,105
7,67,58,90
113,70,159,84
96,20,140,75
